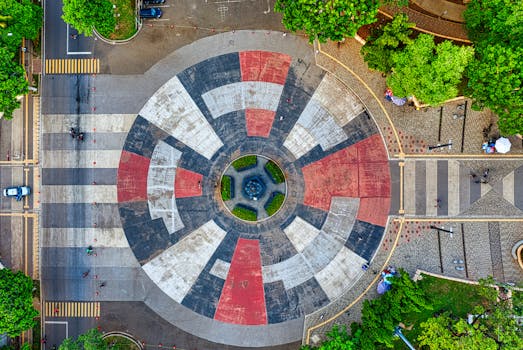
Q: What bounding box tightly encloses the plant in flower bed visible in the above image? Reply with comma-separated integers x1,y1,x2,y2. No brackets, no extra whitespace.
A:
264,192,285,216
232,204,257,221
220,175,233,201
264,160,285,184
231,155,257,171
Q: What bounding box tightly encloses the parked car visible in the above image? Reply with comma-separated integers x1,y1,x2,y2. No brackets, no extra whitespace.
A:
140,7,163,18
3,186,31,201
143,0,165,5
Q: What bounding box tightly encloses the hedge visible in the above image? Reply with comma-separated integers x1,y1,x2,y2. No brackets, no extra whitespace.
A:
232,204,257,221
264,192,285,216
220,175,234,201
231,155,257,171
264,160,285,184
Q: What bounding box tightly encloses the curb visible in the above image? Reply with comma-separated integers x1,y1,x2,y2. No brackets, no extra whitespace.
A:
103,331,143,349
93,20,142,45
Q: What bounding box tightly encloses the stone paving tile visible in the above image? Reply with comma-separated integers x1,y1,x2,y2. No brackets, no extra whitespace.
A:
499,222,523,284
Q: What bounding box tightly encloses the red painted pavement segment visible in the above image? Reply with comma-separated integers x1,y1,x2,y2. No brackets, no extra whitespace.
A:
214,238,267,325
239,51,292,85
357,197,391,227
117,151,150,203
245,109,276,137
174,168,203,198
302,134,391,214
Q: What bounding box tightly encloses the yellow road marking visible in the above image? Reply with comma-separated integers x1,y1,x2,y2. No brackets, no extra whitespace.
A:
32,215,39,278
45,302,100,318
44,59,100,74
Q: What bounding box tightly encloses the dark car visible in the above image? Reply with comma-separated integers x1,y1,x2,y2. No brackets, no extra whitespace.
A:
143,0,165,5
140,7,162,18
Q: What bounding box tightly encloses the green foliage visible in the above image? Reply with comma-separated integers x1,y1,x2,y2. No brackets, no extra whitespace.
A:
106,0,137,40
232,205,257,221
463,0,523,135
361,13,414,73
381,0,409,6
220,175,232,201
359,269,433,348
264,192,285,216
264,160,285,184
274,0,380,43
301,325,360,349
387,34,474,105
0,269,38,337
465,43,523,135
0,0,42,51
231,155,257,171
0,47,28,119
59,328,107,350
62,0,116,37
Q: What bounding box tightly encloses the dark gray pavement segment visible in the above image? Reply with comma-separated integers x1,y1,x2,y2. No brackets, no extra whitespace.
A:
41,203,121,228
42,132,127,150
41,168,117,185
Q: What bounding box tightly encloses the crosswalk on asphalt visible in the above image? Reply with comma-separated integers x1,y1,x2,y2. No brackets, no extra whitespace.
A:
45,301,100,318
45,58,99,74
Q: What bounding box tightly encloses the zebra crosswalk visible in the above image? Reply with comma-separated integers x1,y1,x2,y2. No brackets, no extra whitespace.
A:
45,58,100,74
45,301,100,318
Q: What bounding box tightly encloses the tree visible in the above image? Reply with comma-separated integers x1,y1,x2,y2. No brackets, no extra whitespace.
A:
0,268,38,337
59,328,108,350
0,47,28,119
360,13,414,73
274,0,380,43
386,34,474,105
358,269,433,348
0,0,43,51
62,0,115,37
301,325,360,349
463,0,523,135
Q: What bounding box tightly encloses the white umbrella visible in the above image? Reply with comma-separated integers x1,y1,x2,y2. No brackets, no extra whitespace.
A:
495,137,511,153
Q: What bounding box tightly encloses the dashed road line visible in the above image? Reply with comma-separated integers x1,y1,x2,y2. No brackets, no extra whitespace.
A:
45,58,100,74
45,302,100,318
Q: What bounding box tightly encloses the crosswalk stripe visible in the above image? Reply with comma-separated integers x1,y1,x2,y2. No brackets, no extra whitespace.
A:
45,302,100,317
45,59,100,74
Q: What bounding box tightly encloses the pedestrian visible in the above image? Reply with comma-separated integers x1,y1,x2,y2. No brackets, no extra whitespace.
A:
70,34,77,39
82,270,90,278
434,198,441,208
70,127,77,138
86,245,93,255
470,172,480,184
77,132,84,141
99,282,106,288
481,168,490,183
361,263,369,271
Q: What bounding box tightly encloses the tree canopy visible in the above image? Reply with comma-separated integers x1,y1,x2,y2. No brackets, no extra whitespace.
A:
301,325,360,350
0,268,38,337
62,0,116,37
360,13,414,73
0,0,42,51
0,47,28,119
59,328,108,350
386,34,474,105
274,0,380,43
463,0,523,135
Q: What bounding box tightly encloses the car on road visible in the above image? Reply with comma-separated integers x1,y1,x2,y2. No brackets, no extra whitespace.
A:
140,7,162,18
143,0,165,5
3,186,31,201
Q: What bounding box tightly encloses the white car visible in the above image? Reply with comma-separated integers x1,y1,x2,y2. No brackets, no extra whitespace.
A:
3,186,31,201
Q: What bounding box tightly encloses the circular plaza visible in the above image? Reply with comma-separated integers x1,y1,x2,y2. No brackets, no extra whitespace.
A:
115,32,392,347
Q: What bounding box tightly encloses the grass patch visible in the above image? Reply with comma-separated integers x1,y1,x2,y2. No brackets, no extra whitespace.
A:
231,155,257,171
106,0,137,40
232,204,257,221
104,335,141,350
220,175,233,201
394,274,491,348
264,160,285,184
264,192,285,216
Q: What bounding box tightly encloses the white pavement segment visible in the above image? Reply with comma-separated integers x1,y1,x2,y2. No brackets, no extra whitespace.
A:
40,185,117,203
312,75,364,126
209,259,231,280
148,141,184,234
283,216,320,253
315,246,366,301
283,123,317,160
403,160,416,215
447,160,460,216
503,172,515,205
322,197,359,243
42,114,137,133
425,160,438,216
262,253,314,290
139,76,223,160
41,150,122,168
202,81,283,118
143,220,227,303
41,228,129,248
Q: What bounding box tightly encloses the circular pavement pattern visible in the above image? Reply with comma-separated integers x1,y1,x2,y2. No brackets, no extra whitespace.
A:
116,46,391,346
